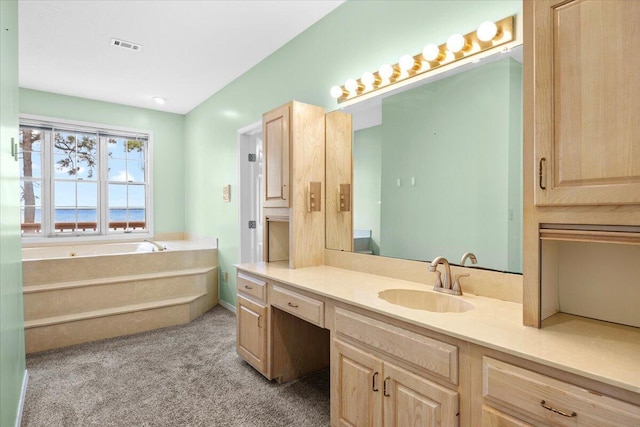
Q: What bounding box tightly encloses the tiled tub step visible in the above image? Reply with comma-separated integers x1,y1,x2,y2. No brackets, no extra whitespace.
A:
23,267,216,320
24,293,212,353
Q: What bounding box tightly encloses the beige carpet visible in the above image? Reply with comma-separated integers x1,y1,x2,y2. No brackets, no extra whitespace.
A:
22,306,330,426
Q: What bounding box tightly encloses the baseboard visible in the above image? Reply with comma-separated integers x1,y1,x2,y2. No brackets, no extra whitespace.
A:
218,299,236,314
15,369,29,427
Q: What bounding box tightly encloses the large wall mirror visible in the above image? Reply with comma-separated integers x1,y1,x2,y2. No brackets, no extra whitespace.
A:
329,45,523,274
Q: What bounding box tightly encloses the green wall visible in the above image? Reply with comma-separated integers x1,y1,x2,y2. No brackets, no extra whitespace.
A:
19,89,186,234
376,58,522,272
353,125,381,255
1,1,27,426
184,0,522,305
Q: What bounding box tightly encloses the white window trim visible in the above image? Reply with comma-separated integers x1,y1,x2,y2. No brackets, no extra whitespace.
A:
19,113,154,245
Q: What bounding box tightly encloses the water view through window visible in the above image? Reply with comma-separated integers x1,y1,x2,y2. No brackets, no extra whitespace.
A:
19,119,151,237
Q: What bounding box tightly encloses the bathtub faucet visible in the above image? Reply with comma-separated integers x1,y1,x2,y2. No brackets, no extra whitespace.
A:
144,239,166,252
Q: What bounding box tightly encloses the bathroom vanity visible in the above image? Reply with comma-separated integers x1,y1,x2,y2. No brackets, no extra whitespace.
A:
235,263,640,426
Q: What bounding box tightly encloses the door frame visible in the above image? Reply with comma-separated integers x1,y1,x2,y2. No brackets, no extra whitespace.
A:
237,120,262,264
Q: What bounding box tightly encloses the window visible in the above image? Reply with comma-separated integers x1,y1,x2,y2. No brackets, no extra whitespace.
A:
19,116,152,239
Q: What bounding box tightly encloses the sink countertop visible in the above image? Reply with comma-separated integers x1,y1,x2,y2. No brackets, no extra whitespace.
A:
236,261,640,394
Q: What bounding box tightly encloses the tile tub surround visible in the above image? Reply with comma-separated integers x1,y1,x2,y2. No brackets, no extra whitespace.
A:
23,240,219,353
236,261,640,395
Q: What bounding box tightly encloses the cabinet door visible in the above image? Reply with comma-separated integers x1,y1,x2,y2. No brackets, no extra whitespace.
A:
334,339,384,427
236,294,268,376
383,362,459,427
263,104,290,208
532,0,640,206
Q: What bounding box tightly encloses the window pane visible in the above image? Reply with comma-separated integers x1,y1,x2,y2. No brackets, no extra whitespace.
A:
53,131,77,154
108,184,127,208
128,184,145,208
19,151,42,179
107,138,127,159
19,128,42,152
77,182,97,206
54,181,76,207
127,159,145,183
21,180,42,235
53,135,98,180
126,139,145,161
108,159,128,181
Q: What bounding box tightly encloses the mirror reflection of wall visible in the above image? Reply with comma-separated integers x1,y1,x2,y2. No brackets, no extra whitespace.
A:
352,54,523,273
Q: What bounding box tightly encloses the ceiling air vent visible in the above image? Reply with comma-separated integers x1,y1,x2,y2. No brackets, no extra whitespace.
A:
110,38,142,52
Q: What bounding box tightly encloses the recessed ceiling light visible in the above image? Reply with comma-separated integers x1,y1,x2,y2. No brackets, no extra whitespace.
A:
152,97,166,105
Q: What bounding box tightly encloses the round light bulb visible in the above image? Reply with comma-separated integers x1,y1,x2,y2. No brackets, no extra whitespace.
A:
345,78,359,93
378,63,394,80
361,71,375,87
330,85,344,99
477,21,498,42
422,44,441,62
399,54,416,71
446,33,466,53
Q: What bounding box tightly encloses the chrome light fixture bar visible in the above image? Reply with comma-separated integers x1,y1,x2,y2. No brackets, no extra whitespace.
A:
330,16,516,104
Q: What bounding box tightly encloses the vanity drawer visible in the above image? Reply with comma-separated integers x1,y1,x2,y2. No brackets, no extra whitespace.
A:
270,284,324,328
237,272,267,302
483,357,640,427
334,307,458,385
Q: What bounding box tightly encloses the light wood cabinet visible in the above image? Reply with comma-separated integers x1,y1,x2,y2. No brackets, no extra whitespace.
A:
263,104,290,208
473,353,640,427
332,308,460,427
334,339,383,427
530,0,640,207
236,294,268,376
523,0,640,327
334,339,458,427
235,270,330,383
262,100,326,268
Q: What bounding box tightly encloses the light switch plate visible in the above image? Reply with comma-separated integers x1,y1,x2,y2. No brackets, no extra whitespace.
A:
222,184,231,202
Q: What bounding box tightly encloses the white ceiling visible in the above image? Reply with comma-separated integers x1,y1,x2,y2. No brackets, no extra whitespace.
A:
18,0,344,114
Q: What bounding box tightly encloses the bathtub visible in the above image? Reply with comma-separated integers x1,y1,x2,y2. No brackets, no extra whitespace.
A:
22,238,219,353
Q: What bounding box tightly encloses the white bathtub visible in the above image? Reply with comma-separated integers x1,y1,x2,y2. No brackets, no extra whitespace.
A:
22,238,219,353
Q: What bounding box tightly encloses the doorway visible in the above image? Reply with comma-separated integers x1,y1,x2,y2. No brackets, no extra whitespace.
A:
238,121,263,263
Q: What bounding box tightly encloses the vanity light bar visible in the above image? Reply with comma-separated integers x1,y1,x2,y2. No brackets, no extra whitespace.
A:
330,16,515,103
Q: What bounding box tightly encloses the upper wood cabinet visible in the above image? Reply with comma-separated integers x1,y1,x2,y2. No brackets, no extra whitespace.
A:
531,0,640,206
263,104,290,208
261,101,326,268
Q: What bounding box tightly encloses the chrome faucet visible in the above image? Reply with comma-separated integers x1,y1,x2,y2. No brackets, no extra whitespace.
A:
144,239,165,252
460,252,477,266
452,252,477,293
428,256,463,296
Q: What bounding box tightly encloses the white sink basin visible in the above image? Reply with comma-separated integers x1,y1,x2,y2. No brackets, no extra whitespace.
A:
378,289,474,313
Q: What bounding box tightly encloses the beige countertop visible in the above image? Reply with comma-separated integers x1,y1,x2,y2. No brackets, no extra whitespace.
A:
236,261,640,394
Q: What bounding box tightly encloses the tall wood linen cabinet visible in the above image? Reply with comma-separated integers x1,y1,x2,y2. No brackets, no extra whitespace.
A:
261,100,326,269
524,0,640,327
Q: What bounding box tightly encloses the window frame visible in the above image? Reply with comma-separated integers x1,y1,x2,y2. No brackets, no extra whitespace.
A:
19,114,154,245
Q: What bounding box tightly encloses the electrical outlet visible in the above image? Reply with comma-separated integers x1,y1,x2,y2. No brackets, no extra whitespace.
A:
223,272,229,281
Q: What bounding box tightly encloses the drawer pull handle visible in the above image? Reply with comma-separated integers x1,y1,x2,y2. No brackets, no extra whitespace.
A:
383,377,390,397
287,302,299,308
372,372,379,392
257,315,262,328
244,285,253,290
540,400,576,418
